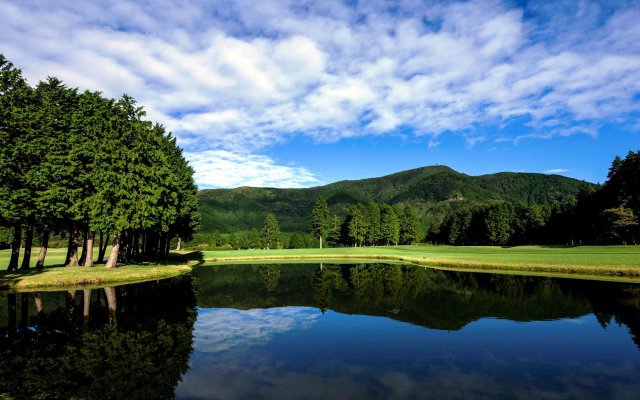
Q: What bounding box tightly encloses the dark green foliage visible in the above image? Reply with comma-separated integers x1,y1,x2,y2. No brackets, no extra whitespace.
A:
0,276,196,400
0,55,199,269
543,150,640,245
435,150,640,245
197,165,589,234
310,197,330,248
261,213,280,249
192,264,640,334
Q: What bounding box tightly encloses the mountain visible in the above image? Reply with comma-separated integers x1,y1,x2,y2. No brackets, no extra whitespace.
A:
197,165,592,233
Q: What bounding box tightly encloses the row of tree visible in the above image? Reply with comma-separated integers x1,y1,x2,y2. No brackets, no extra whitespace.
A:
433,150,640,246
435,201,551,246
0,55,199,270
312,198,421,247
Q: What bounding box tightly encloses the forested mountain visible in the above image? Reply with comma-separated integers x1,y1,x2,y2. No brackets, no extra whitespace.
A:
198,165,591,233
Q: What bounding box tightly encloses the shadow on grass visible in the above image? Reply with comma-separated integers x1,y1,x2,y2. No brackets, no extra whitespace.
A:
168,251,204,265
0,263,67,291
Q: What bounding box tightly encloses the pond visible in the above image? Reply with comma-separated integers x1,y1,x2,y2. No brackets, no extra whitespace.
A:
1,263,640,399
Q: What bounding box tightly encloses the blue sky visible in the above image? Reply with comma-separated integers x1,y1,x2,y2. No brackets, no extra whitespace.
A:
1,0,639,187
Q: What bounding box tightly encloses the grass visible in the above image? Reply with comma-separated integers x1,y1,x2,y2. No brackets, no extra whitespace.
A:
200,245,640,281
0,247,196,292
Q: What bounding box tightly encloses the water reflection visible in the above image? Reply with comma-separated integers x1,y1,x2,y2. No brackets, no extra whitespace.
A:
194,263,640,339
180,263,640,400
0,276,196,400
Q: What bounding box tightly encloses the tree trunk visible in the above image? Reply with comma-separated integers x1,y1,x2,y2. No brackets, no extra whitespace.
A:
83,230,95,267
105,233,120,269
176,236,182,251
7,293,16,336
159,233,167,259
319,235,323,249
104,287,117,327
20,225,34,270
118,230,129,264
7,224,21,271
79,228,88,265
20,293,29,331
35,224,50,270
133,232,140,259
98,232,107,264
34,292,44,315
83,289,91,330
141,232,147,259
66,290,76,323
66,223,79,267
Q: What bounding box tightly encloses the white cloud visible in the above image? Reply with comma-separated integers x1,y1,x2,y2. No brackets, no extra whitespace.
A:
194,307,320,353
185,150,320,188
2,0,640,186
545,168,569,174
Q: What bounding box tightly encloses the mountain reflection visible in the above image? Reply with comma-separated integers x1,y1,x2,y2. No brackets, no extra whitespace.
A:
0,276,196,400
195,263,640,346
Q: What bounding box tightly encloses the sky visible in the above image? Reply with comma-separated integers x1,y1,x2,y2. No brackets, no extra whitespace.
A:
1,0,639,188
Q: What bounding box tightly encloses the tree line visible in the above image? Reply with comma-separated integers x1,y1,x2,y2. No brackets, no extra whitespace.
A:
432,150,640,246
311,198,421,247
0,55,199,270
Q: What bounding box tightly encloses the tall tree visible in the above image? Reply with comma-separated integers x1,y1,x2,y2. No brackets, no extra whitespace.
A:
261,213,280,250
380,204,399,245
346,205,366,247
0,55,33,271
310,197,330,249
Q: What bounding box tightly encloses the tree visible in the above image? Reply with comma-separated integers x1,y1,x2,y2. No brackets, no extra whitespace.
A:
380,204,400,245
398,204,419,245
310,197,330,249
261,213,280,250
365,201,381,245
602,206,639,244
346,205,366,247
327,215,342,247
289,232,308,249
0,55,33,271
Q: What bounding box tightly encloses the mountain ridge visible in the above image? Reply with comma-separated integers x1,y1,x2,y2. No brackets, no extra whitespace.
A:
198,165,593,233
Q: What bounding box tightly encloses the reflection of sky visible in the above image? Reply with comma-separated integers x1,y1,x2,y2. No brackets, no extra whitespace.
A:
193,307,320,354
177,310,640,400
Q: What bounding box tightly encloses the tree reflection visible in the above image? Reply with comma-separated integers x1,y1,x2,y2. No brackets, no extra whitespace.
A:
0,275,196,399
193,263,640,349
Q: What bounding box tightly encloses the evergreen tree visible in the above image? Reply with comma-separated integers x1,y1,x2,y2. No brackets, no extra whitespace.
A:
380,204,399,245
310,197,330,248
398,204,419,245
365,201,381,245
346,205,366,247
261,213,280,250
327,215,342,247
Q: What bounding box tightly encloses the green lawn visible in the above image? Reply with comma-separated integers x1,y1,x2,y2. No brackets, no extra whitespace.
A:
0,248,194,292
201,245,640,279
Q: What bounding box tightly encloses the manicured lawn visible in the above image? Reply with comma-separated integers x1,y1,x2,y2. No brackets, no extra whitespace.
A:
0,248,195,292
200,245,640,279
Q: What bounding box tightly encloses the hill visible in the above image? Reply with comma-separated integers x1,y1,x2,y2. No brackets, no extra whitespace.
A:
197,165,592,233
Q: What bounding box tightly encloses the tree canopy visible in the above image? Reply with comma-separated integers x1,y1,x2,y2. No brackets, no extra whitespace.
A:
0,55,199,270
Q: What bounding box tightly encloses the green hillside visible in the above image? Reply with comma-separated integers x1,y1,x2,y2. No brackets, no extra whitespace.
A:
197,165,592,233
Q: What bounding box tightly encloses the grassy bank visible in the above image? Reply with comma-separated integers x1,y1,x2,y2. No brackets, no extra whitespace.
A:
201,245,640,279
0,248,195,292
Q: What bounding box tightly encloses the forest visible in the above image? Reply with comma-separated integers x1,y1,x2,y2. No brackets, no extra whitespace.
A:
0,55,199,270
434,150,640,246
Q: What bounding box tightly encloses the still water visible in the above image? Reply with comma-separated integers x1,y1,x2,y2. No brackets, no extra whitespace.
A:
1,263,640,399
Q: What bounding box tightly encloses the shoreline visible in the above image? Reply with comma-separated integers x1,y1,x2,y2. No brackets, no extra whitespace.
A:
202,246,640,282
0,263,193,293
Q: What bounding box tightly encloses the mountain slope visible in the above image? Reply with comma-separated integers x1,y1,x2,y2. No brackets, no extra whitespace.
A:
197,165,592,233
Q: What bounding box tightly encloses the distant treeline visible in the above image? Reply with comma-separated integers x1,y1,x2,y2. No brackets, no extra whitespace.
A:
186,199,420,249
431,150,640,246
0,55,199,269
